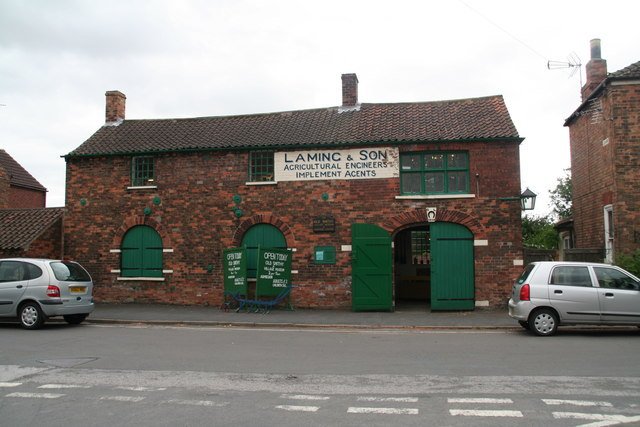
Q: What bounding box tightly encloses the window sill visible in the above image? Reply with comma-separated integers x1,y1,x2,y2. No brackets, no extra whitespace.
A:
395,194,476,200
117,277,165,282
245,181,277,186
127,185,158,190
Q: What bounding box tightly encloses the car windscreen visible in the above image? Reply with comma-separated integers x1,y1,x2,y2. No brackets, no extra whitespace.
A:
50,261,91,282
516,263,536,284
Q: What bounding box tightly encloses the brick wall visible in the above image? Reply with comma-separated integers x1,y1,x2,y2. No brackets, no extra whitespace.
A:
9,186,46,208
569,82,640,259
64,141,523,308
0,168,8,209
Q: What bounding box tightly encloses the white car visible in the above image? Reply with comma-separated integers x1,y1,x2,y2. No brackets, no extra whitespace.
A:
509,261,640,336
0,258,94,329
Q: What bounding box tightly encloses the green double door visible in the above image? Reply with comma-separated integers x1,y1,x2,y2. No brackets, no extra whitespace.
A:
351,222,474,311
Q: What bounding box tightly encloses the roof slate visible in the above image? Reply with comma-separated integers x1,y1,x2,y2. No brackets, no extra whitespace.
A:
609,60,640,79
0,208,64,250
67,96,521,157
0,149,47,191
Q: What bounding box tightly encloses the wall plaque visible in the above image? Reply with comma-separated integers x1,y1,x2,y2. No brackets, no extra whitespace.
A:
313,215,336,233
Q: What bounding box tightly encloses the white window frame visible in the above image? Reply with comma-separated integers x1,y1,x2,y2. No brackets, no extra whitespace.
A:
603,204,614,263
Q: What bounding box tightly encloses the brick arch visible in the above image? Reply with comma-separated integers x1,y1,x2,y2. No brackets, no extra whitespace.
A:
382,208,485,238
110,214,173,248
232,214,295,247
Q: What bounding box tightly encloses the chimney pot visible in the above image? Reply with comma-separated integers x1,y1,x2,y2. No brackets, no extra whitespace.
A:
341,73,359,107
105,90,126,124
590,38,601,59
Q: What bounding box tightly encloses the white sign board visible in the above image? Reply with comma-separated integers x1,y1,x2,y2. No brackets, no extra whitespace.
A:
274,147,399,182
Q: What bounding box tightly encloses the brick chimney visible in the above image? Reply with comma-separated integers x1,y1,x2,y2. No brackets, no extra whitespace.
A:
105,90,126,124
581,39,607,101
341,73,359,107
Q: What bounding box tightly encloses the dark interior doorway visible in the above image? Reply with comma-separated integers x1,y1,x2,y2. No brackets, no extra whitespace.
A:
393,225,430,309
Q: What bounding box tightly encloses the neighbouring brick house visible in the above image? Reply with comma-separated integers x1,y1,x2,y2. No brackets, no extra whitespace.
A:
0,149,64,259
64,74,526,310
0,149,47,208
564,40,640,263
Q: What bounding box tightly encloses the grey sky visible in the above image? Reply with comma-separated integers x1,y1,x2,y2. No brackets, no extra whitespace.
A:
1,0,638,215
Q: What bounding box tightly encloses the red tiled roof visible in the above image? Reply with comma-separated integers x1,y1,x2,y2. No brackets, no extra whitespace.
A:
0,208,63,250
66,96,521,157
0,149,47,191
609,60,640,79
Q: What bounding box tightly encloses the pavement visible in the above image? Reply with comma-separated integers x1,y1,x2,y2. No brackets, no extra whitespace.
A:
86,303,518,330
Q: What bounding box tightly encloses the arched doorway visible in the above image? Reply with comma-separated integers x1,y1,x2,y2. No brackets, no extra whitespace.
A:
393,222,475,311
393,225,430,309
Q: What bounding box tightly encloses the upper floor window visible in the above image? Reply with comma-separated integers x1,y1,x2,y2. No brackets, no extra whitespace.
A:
400,152,469,195
249,151,274,182
132,156,155,186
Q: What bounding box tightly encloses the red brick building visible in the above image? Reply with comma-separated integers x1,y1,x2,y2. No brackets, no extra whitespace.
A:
0,149,63,259
64,75,526,310
565,40,640,263
0,149,47,208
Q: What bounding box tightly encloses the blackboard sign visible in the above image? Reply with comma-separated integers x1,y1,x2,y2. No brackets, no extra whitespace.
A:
313,215,336,233
256,247,292,297
222,248,247,295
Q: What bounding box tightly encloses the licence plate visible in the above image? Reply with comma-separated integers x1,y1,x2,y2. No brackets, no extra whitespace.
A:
69,286,86,293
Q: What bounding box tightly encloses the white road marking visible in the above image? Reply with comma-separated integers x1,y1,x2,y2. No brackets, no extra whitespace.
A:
357,396,419,403
166,399,228,407
280,394,330,400
450,409,523,417
0,382,22,387
38,384,91,389
100,395,146,402
543,399,613,407
448,397,513,404
276,405,320,412
553,412,640,424
6,392,64,399
347,407,419,415
116,386,167,391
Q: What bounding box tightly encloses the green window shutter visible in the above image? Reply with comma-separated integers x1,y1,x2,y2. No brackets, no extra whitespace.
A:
241,224,287,278
121,226,163,278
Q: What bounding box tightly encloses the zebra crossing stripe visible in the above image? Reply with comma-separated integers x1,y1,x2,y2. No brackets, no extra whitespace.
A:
166,399,228,407
347,407,419,415
39,384,91,389
357,396,419,403
280,394,330,400
448,398,513,404
0,382,21,387
276,405,320,412
553,412,640,423
543,399,612,407
450,409,523,417
6,392,64,399
100,395,145,402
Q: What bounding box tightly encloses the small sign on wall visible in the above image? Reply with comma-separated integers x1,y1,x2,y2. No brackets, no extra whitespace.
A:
427,207,437,222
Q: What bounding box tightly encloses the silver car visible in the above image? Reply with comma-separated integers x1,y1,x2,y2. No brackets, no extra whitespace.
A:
0,258,94,329
509,261,640,336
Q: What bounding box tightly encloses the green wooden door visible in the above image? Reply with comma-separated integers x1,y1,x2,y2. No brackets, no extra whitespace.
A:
121,225,163,277
430,222,474,310
351,223,392,311
241,224,287,278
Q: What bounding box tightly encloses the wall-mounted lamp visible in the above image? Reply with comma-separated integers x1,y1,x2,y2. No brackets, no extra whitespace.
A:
520,188,537,211
500,188,537,211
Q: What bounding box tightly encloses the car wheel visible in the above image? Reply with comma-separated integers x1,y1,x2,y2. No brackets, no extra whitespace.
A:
530,308,558,336
518,320,530,330
63,314,88,325
19,302,45,330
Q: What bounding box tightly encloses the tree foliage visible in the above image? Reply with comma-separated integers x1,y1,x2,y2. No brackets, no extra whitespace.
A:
616,250,640,277
522,215,558,249
550,169,572,220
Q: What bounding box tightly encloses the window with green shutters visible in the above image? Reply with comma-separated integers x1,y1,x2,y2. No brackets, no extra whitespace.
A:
121,225,163,277
400,152,469,195
241,224,287,278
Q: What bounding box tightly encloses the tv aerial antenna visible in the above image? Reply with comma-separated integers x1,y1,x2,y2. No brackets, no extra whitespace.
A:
547,52,583,87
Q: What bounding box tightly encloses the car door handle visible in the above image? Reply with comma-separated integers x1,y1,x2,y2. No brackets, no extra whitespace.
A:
16,285,23,289
554,290,563,294
605,292,614,297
